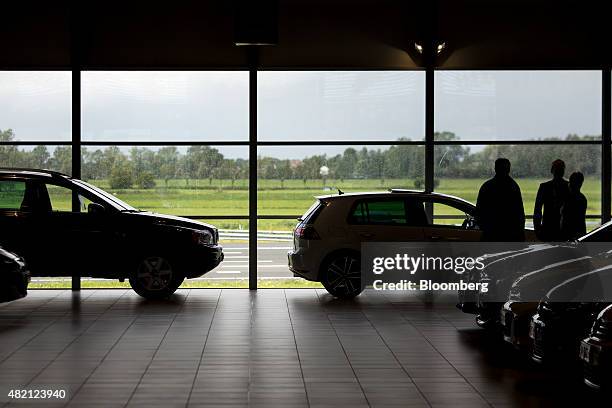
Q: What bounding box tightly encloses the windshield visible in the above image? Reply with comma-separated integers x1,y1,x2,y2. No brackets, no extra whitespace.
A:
73,180,139,212
578,220,612,242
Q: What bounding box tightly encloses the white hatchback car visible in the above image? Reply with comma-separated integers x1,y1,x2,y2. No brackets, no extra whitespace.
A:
288,189,534,298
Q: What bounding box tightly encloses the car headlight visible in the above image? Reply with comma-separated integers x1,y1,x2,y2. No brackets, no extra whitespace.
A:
192,230,214,246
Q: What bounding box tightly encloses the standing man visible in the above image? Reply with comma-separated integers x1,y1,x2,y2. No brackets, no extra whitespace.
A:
560,171,587,240
476,158,525,241
533,159,569,241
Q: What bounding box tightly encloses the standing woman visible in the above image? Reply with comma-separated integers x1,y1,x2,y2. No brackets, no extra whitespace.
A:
560,171,587,240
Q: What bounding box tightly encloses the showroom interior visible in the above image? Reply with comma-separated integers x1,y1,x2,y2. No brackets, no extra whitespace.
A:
2,0,612,406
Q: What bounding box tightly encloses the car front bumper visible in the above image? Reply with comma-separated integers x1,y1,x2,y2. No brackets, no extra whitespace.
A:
500,301,538,348
457,289,479,314
0,265,29,303
580,337,612,389
182,244,224,279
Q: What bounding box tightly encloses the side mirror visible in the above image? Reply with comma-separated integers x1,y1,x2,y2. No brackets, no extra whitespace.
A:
462,216,477,230
88,203,106,215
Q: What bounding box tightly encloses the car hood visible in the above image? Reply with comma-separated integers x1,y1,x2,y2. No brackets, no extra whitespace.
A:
480,243,578,283
0,247,20,263
127,212,217,231
597,304,612,325
509,254,601,301
545,264,612,303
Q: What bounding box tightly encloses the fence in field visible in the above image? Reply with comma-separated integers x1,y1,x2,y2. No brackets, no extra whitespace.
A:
220,221,602,242
219,229,293,242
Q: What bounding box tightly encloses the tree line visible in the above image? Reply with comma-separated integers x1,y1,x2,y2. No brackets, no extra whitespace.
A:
1,128,601,189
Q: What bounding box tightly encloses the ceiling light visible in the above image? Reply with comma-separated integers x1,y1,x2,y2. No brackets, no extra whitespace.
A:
436,42,446,54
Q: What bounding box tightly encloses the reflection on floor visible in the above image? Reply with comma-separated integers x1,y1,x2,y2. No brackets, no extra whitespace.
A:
0,289,607,407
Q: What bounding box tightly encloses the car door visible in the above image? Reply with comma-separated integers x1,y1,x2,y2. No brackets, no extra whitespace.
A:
42,182,115,277
347,197,426,242
0,178,31,256
422,199,481,242
0,179,60,275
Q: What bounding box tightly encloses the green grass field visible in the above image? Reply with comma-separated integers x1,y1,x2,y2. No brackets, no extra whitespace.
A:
2,176,603,231
86,177,603,231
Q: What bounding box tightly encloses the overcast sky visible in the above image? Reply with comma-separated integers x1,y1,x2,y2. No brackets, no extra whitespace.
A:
0,70,603,159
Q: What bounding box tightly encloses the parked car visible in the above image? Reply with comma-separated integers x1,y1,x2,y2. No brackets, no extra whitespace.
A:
501,249,611,350
469,243,568,327
581,303,612,389
288,189,536,298
0,168,224,299
466,221,612,328
529,265,612,364
0,246,29,303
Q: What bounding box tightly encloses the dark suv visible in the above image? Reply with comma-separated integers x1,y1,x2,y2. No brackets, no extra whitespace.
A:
0,168,224,299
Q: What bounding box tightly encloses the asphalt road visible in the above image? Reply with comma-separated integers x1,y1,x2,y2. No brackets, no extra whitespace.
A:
195,241,294,280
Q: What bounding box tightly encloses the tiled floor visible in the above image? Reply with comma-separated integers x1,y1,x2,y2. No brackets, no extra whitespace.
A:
0,289,607,407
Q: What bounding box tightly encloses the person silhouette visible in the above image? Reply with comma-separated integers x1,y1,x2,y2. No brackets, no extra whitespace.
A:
533,159,569,241
560,171,587,241
476,158,525,242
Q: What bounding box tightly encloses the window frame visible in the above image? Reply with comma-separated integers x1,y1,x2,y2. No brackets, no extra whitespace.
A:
1,68,609,291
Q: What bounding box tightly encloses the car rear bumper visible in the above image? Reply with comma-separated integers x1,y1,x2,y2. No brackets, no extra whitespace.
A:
288,249,318,281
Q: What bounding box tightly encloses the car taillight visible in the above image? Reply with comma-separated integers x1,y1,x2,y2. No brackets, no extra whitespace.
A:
294,224,320,240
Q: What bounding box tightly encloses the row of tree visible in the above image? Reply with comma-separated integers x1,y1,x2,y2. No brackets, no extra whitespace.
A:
1,128,602,189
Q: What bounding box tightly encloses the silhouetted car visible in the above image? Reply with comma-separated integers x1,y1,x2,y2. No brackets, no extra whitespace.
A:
464,222,612,327
288,189,536,298
581,303,612,389
0,246,29,303
529,265,612,364
501,249,611,350
0,168,223,299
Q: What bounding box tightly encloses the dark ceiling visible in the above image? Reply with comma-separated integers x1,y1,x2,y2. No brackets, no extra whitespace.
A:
0,0,609,69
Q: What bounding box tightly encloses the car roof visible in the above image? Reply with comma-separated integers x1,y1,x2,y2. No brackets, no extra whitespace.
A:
0,168,72,180
315,189,475,207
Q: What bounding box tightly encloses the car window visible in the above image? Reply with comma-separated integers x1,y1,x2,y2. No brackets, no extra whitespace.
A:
79,195,94,212
46,183,93,213
350,199,407,225
0,180,26,210
46,184,74,212
431,202,469,227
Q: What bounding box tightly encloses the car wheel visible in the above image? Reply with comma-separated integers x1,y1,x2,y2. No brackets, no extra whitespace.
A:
129,256,184,300
320,252,362,299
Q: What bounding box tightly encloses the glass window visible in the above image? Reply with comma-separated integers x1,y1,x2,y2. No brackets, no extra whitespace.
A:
0,145,72,176
82,72,249,142
46,184,73,212
0,72,72,141
80,145,248,216
258,71,425,141
434,144,602,229
257,144,425,225
351,199,407,225
351,201,367,223
435,71,601,141
0,180,26,210
431,202,469,227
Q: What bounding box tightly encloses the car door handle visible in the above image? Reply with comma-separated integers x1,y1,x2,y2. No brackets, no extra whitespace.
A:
360,233,375,239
